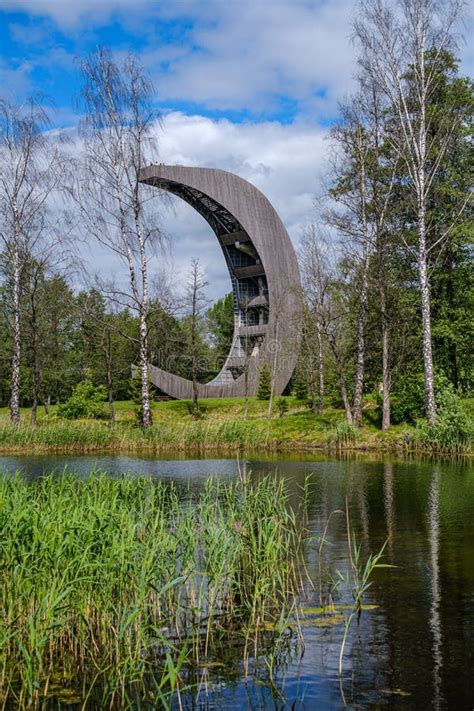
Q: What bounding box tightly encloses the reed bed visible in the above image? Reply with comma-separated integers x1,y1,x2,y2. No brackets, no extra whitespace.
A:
0,471,307,709
0,420,276,455
406,419,473,454
326,420,359,449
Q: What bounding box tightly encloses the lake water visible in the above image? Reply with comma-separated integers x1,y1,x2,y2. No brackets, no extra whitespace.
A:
1,453,473,710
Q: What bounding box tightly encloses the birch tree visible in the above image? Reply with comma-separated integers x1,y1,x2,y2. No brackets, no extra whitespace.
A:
184,259,209,415
300,227,353,423
327,102,373,427
78,48,162,428
300,301,325,414
0,98,65,425
354,0,466,423
326,82,398,427
299,226,327,414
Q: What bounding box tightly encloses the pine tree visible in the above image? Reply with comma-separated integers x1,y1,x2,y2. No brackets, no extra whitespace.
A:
293,371,308,401
257,362,272,400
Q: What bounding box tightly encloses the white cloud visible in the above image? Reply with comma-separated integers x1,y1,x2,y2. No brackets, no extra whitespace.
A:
145,112,328,300
4,0,357,118
74,111,328,301
1,0,155,29
151,0,356,116
0,58,34,98
457,5,474,78
4,0,469,300
5,0,470,122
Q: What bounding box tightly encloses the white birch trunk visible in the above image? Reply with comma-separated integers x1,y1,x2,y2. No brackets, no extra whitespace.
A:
352,131,371,428
418,202,437,424
10,243,21,426
380,283,391,430
317,324,324,414
136,216,152,427
352,247,370,427
417,60,437,425
138,306,151,426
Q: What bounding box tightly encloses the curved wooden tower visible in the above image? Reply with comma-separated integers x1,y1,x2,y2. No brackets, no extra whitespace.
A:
139,164,302,399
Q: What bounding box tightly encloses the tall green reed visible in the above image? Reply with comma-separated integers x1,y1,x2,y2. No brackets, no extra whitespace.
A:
0,419,274,454
0,471,305,709
337,497,392,678
326,420,359,449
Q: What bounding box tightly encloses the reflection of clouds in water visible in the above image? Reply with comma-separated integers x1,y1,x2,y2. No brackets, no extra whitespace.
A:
0,454,238,485
428,466,443,711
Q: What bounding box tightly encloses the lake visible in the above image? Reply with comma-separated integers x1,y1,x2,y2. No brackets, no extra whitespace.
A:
1,453,472,710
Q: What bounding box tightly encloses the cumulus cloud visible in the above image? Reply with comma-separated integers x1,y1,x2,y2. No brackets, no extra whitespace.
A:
0,58,34,98
4,0,470,122
4,0,470,300
3,0,356,118
159,111,326,232
1,0,155,29
4,0,472,114
140,112,328,299
74,111,328,300
148,0,356,117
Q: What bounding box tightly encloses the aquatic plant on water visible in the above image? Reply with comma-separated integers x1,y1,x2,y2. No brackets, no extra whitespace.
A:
337,498,392,678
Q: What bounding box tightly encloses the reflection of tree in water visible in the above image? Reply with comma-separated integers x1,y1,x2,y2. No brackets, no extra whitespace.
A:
383,462,395,562
175,630,298,710
428,465,443,711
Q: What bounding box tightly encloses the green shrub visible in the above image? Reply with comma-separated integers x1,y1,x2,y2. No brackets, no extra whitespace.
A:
257,362,272,400
57,380,107,419
388,371,425,423
185,401,205,419
276,397,289,417
389,371,452,424
412,386,473,453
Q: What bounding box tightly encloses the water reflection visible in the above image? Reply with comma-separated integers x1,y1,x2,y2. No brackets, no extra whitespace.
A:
428,465,443,711
383,462,395,563
1,454,472,709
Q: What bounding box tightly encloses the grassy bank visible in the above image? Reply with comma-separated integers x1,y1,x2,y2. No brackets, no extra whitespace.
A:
0,397,472,455
0,472,307,709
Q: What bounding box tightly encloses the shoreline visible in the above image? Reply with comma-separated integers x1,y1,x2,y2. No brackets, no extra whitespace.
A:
0,398,471,459
0,429,471,459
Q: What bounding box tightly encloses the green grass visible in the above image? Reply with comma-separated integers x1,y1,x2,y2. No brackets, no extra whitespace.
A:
0,397,471,455
0,472,307,709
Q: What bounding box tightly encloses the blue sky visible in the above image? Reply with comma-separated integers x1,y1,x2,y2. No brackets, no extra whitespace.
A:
0,0,360,126
1,0,472,298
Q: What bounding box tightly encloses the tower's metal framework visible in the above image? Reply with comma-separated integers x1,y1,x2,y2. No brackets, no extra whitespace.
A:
139,164,302,399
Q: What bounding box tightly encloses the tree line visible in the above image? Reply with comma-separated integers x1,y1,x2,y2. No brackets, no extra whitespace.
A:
0,0,472,429
0,274,234,423
297,0,472,429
